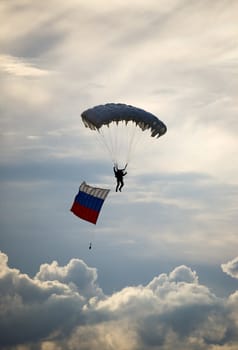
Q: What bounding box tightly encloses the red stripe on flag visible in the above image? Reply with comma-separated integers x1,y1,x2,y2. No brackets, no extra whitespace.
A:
70,201,99,224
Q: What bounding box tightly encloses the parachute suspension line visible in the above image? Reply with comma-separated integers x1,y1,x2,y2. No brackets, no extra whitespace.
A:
95,129,115,165
97,123,127,167
130,124,145,158
131,126,147,161
114,121,132,167
114,122,122,166
125,122,138,165
110,122,119,165
120,121,143,166
94,121,154,169
99,121,146,168
97,124,120,166
100,122,125,167
106,123,118,165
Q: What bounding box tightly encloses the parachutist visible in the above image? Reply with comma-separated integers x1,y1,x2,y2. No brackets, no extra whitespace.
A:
89,242,92,250
113,164,127,192
81,104,167,189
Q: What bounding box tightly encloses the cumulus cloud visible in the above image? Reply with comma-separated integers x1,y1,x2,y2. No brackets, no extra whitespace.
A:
222,257,238,279
35,258,104,299
0,252,104,348
1,251,238,350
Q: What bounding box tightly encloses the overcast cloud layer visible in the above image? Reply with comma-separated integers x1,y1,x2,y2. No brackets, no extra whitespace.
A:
1,0,238,348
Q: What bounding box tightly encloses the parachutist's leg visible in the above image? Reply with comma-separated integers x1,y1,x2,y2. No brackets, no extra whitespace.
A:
119,180,124,191
116,180,119,192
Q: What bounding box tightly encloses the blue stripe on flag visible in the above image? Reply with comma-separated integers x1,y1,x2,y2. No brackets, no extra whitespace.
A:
75,191,104,212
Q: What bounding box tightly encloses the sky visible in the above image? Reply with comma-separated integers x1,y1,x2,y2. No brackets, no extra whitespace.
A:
0,0,238,349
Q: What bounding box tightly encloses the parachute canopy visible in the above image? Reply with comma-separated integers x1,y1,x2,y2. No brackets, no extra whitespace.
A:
81,103,167,138
81,103,167,166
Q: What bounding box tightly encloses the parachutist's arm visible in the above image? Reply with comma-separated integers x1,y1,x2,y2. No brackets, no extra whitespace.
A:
113,167,117,176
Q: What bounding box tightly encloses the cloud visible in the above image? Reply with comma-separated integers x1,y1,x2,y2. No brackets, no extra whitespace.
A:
35,258,104,299
0,252,99,347
1,0,238,182
1,1,238,348
1,251,238,349
222,257,238,279
0,55,50,77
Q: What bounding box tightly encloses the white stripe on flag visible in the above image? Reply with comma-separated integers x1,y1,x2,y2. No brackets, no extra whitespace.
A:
79,182,110,200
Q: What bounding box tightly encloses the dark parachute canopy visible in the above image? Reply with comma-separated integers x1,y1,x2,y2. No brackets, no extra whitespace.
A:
81,103,167,166
81,103,167,138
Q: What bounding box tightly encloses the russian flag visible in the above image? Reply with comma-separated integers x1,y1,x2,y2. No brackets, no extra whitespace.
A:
70,182,110,224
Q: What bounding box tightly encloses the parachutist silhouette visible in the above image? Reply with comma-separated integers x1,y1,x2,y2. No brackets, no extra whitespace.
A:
89,242,92,250
113,164,127,192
